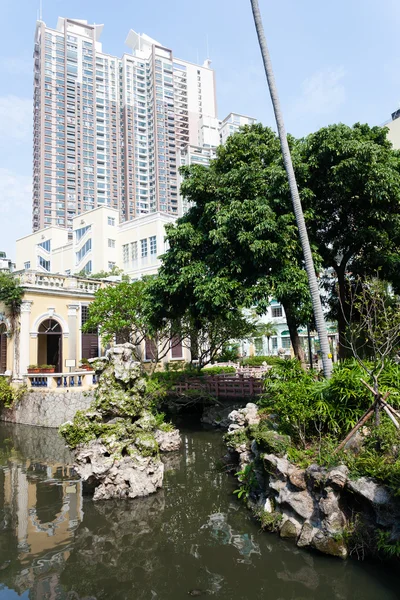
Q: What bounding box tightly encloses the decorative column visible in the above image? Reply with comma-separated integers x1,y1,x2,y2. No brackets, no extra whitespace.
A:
67,304,80,368
17,300,33,381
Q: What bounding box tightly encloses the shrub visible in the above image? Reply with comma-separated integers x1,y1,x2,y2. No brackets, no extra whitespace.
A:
0,378,26,409
258,359,400,446
241,355,284,367
201,366,236,375
254,507,283,531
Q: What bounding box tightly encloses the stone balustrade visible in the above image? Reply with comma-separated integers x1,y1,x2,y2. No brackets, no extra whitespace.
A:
26,371,97,390
19,271,104,295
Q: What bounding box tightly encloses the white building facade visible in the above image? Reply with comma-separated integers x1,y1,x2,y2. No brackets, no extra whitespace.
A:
17,207,176,280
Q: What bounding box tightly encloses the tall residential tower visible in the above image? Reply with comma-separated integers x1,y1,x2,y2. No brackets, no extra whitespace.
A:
33,17,217,231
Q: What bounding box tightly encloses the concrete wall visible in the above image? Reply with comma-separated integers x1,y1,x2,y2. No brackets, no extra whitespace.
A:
1,389,94,428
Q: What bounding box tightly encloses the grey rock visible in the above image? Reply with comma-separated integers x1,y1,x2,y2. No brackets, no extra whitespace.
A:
297,521,315,548
319,489,340,516
155,428,182,452
263,454,291,479
312,530,347,559
74,439,164,501
288,467,307,490
277,487,315,520
327,465,349,489
347,477,391,505
280,517,301,539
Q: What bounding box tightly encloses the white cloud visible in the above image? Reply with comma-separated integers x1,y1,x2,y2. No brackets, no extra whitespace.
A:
293,66,346,117
0,57,32,75
0,168,32,257
0,96,32,142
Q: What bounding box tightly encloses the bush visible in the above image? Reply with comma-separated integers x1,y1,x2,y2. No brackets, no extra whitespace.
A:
0,378,26,409
201,366,236,376
257,358,400,493
241,355,284,367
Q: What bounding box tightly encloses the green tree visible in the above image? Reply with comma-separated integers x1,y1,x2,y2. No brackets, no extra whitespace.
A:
0,272,23,334
249,0,332,378
150,124,316,364
83,279,180,373
301,123,400,358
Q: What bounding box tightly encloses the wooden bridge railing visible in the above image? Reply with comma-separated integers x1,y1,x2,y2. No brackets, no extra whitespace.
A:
172,374,264,398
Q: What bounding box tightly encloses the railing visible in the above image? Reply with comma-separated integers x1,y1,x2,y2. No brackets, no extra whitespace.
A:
19,272,104,295
27,371,97,389
172,375,264,399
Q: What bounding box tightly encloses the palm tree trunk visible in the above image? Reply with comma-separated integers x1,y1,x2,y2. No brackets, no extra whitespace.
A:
250,0,332,378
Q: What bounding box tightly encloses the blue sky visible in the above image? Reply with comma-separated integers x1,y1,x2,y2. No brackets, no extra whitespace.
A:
1,0,400,258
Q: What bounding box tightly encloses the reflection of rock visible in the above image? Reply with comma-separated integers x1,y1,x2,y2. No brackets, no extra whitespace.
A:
201,512,261,559
61,492,165,599
60,344,181,500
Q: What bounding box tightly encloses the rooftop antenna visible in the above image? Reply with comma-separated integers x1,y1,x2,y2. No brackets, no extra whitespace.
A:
206,34,210,59
39,0,43,21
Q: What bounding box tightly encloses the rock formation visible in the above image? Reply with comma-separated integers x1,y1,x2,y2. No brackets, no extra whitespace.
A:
60,344,181,500
225,404,400,559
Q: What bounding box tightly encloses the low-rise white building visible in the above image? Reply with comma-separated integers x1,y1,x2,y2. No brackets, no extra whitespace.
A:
16,207,177,279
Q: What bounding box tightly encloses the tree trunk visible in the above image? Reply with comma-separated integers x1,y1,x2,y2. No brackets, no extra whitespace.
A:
282,300,306,366
336,264,351,360
250,0,332,378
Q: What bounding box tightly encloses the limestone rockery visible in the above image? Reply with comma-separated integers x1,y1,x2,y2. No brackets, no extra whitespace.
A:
60,344,181,501
225,404,400,559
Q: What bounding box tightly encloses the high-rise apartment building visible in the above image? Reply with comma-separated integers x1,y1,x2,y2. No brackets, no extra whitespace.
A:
33,17,217,231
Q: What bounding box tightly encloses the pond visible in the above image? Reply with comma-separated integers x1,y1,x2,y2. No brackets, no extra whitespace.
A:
0,422,398,600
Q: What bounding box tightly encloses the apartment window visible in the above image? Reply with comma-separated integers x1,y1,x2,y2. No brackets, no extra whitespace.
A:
131,241,138,261
38,240,51,252
108,262,116,270
24,262,31,270
108,239,116,248
76,239,92,264
122,244,129,264
38,256,50,272
140,238,148,258
149,235,157,255
272,337,278,351
282,337,291,350
75,225,91,242
271,306,283,318
107,216,115,226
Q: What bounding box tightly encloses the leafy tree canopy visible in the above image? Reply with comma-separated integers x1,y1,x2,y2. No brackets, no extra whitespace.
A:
301,123,400,354
149,124,317,361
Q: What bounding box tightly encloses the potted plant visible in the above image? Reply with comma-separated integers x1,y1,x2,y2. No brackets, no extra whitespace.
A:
79,358,93,371
27,365,40,374
39,364,55,374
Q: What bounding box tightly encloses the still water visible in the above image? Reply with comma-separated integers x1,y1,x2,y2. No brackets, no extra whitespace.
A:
0,422,398,600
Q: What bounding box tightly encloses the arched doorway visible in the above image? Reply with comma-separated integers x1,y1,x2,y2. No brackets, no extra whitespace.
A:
0,324,7,374
37,318,62,372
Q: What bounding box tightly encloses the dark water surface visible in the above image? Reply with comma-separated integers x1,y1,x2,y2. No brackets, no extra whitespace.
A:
0,423,398,600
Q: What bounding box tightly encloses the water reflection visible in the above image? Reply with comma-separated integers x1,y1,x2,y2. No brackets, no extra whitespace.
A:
0,425,82,599
0,424,399,600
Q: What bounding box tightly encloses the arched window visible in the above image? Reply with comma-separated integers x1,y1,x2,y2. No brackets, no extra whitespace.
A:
0,324,7,374
38,319,62,334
